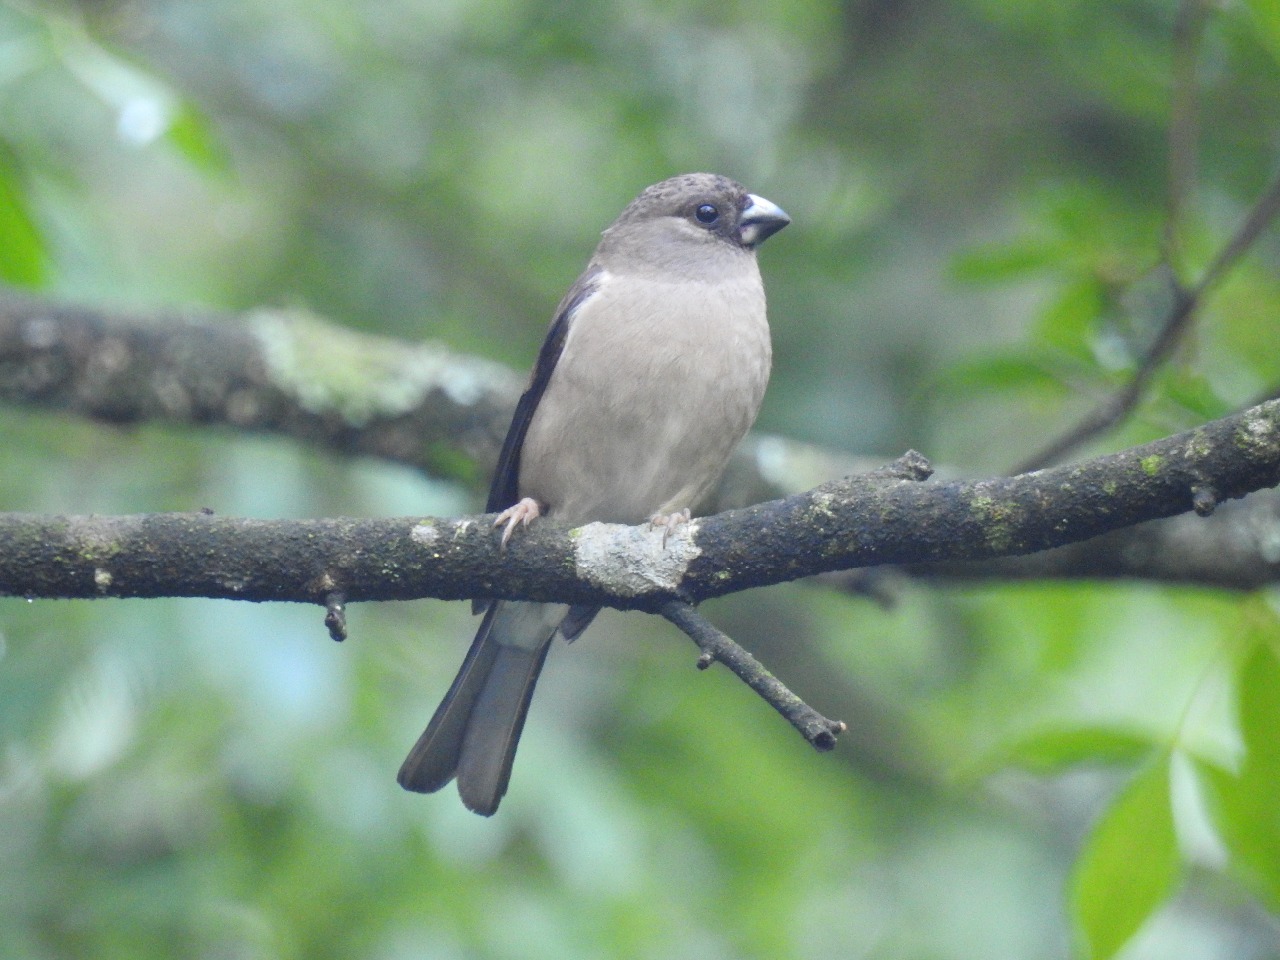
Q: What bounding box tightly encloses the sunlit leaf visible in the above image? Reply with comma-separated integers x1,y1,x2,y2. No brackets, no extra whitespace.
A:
968,726,1156,780
1201,633,1280,909
1036,277,1106,358
165,100,230,174
1161,371,1231,422
0,155,46,286
1242,0,1280,65
1072,759,1180,960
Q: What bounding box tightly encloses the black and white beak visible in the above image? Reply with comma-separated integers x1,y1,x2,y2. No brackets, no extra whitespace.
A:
739,194,791,247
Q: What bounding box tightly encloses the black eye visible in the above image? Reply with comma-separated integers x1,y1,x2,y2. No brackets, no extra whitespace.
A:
695,203,719,224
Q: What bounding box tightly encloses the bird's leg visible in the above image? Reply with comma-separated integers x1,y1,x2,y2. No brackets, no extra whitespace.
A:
493,497,542,548
649,507,692,548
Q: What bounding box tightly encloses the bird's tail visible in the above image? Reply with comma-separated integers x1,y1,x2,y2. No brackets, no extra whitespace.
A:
397,602,555,816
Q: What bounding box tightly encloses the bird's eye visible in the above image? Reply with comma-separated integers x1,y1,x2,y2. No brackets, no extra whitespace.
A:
695,204,719,224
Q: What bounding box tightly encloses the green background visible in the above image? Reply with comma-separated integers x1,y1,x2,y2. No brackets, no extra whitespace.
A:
2,0,1280,957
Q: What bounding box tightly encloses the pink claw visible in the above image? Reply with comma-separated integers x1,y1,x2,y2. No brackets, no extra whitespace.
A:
493,497,542,547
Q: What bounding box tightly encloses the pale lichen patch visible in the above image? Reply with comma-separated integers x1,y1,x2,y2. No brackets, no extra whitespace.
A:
810,489,839,521
411,522,441,546
251,308,519,425
1235,407,1279,459
575,521,702,597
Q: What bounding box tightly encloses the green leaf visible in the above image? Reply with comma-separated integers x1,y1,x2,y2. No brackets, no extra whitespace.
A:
971,726,1155,779
1161,371,1230,422
1202,636,1280,909
1243,0,1280,66
1238,638,1280,795
165,100,230,174
1072,759,1180,960
1035,277,1105,357
0,155,47,287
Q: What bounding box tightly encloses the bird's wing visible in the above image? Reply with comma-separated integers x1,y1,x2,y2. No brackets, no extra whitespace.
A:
485,265,602,514
474,266,602,617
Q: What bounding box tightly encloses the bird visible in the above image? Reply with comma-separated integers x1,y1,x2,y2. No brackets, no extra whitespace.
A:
397,173,790,815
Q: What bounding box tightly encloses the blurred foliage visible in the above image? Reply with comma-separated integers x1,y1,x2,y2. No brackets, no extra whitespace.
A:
1,0,1280,958
1071,758,1180,960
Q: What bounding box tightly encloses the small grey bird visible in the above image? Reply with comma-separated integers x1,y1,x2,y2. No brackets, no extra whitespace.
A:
397,173,790,815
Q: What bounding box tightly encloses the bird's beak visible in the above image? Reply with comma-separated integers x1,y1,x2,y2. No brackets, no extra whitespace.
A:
739,194,791,247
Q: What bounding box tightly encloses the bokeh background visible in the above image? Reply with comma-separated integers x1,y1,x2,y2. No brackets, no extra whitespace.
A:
2,0,1280,958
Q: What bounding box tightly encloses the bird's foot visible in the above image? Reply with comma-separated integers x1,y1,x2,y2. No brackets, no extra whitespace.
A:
649,507,692,548
494,497,542,548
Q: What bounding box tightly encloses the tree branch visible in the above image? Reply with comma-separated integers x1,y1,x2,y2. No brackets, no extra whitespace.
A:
0,290,521,485
1162,0,1208,277
2,399,1277,607
823,487,1280,593
5,290,1280,592
4,374,1276,752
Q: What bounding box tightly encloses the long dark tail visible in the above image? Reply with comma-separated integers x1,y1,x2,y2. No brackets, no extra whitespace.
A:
397,603,552,816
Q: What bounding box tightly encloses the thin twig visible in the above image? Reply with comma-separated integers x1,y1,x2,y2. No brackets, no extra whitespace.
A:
1163,0,1207,277
659,599,846,751
1013,280,1194,473
1014,5,1280,475
1016,167,1280,474
1196,167,1280,292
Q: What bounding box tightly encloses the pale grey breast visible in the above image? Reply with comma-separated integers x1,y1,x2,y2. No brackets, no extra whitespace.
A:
518,264,771,526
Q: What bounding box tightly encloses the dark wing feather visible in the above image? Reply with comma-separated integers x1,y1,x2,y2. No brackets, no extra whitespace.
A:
473,266,601,616
485,265,602,513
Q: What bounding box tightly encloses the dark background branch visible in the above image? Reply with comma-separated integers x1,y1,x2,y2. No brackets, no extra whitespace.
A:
0,288,839,511
899,488,1280,591
0,290,520,486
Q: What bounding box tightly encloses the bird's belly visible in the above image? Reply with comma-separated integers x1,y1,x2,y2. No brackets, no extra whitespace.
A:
518,279,770,526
